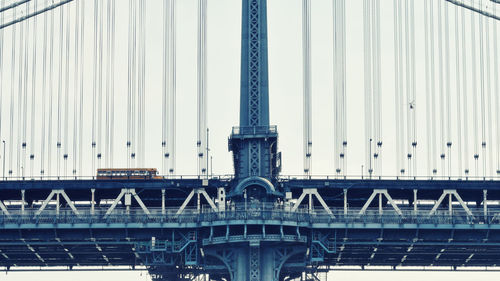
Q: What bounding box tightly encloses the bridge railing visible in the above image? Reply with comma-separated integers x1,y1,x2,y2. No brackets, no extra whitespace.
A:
279,174,500,181
0,205,499,226
0,174,235,181
1,173,499,182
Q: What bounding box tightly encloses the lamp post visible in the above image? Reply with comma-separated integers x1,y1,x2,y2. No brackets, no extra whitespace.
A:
369,138,373,179
2,140,5,180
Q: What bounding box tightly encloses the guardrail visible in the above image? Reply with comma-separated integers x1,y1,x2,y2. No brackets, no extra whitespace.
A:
0,206,498,226
0,174,499,182
0,174,235,181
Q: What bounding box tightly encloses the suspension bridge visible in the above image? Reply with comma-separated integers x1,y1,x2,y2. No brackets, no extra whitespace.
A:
0,0,500,280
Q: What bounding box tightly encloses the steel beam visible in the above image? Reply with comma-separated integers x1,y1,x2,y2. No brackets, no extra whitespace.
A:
35,189,79,216
429,190,474,217
359,189,402,216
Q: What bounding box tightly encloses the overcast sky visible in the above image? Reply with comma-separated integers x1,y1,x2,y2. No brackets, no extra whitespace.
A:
0,0,498,179
1,0,500,280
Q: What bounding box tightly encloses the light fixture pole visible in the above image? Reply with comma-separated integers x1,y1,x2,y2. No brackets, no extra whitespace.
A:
2,140,5,180
369,138,373,178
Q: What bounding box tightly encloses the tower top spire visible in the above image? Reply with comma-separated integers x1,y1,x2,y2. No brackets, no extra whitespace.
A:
239,0,270,127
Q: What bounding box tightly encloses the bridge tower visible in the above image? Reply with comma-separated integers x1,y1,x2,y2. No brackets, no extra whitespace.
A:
222,1,307,280
228,0,282,201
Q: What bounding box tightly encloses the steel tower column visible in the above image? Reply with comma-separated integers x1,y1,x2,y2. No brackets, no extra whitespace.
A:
228,0,281,198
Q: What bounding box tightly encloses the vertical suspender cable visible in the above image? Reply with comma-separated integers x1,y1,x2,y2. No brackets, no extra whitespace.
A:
485,11,493,177
333,0,346,176
137,0,142,168
19,5,27,177
8,8,16,176
341,0,347,176
478,0,486,178
471,3,479,176
363,0,372,177
393,0,401,176
138,0,146,167
41,4,48,175
104,0,115,168
398,0,405,176
57,6,63,176
142,0,146,167
92,0,98,173
97,0,103,169
73,0,80,175
404,0,411,176
79,0,85,176
162,0,168,174
137,0,142,167
303,0,312,175
0,1,4,169
197,0,208,176
22,2,30,178
30,0,38,177
430,1,437,176
454,4,462,178
342,0,347,175
372,0,382,175
131,0,137,168
409,0,416,176
444,2,452,178
424,0,431,177
110,0,115,168
437,0,445,177
48,7,54,176
333,0,338,175
169,0,177,175
64,3,70,176
127,0,133,168
494,5,499,175
461,7,469,176
105,0,111,168
18,5,26,177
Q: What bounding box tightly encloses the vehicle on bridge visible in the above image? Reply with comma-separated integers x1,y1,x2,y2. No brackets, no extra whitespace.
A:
96,168,162,180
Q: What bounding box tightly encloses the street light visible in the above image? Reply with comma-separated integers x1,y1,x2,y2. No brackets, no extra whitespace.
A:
369,138,373,178
2,140,5,180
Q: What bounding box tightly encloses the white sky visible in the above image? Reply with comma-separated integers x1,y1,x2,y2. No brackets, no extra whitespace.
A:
0,0,498,179
1,0,500,280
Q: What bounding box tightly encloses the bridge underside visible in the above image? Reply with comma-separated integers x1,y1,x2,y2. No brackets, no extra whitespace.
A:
1,178,500,280
2,228,500,269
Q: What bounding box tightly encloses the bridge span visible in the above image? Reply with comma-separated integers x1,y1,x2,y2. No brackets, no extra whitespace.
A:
1,177,500,280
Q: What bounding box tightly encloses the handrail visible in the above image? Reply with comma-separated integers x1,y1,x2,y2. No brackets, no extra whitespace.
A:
0,205,498,226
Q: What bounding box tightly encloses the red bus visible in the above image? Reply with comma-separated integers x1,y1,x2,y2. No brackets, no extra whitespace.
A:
96,168,163,180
